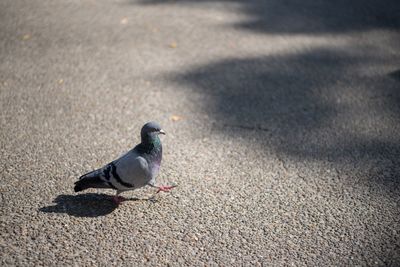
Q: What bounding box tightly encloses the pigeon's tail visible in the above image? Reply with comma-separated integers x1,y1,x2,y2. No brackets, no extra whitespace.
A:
74,170,109,192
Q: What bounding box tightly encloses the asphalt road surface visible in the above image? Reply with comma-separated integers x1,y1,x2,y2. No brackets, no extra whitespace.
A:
1,0,400,266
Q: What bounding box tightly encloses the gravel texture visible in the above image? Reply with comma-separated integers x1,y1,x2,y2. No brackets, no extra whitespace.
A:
1,0,400,266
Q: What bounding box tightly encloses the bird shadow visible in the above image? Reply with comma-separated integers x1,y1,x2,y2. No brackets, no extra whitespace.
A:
39,193,144,218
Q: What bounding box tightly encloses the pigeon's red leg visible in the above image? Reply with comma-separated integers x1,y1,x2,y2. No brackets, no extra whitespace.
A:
112,195,126,205
156,185,176,193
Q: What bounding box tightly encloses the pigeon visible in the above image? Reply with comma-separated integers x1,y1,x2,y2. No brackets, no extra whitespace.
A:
74,121,175,204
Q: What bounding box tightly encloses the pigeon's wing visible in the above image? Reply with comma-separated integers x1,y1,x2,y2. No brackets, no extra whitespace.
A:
103,150,151,191
74,167,111,192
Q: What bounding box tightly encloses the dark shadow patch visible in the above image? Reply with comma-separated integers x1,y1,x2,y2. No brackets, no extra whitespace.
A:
39,193,141,217
165,48,400,192
136,0,400,34
389,69,400,81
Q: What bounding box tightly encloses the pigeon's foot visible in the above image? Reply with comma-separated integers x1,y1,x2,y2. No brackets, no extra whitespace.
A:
112,195,127,205
156,185,177,194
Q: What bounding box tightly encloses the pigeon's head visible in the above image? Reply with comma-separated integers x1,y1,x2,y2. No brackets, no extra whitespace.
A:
141,121,165,142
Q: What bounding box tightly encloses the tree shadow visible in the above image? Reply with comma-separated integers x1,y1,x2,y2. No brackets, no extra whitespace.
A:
136,0,400,34
39,193,141,217
389,69,400,82
164,48,400,191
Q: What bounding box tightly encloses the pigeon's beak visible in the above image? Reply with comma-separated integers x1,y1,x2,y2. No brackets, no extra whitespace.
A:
159,129,166,135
